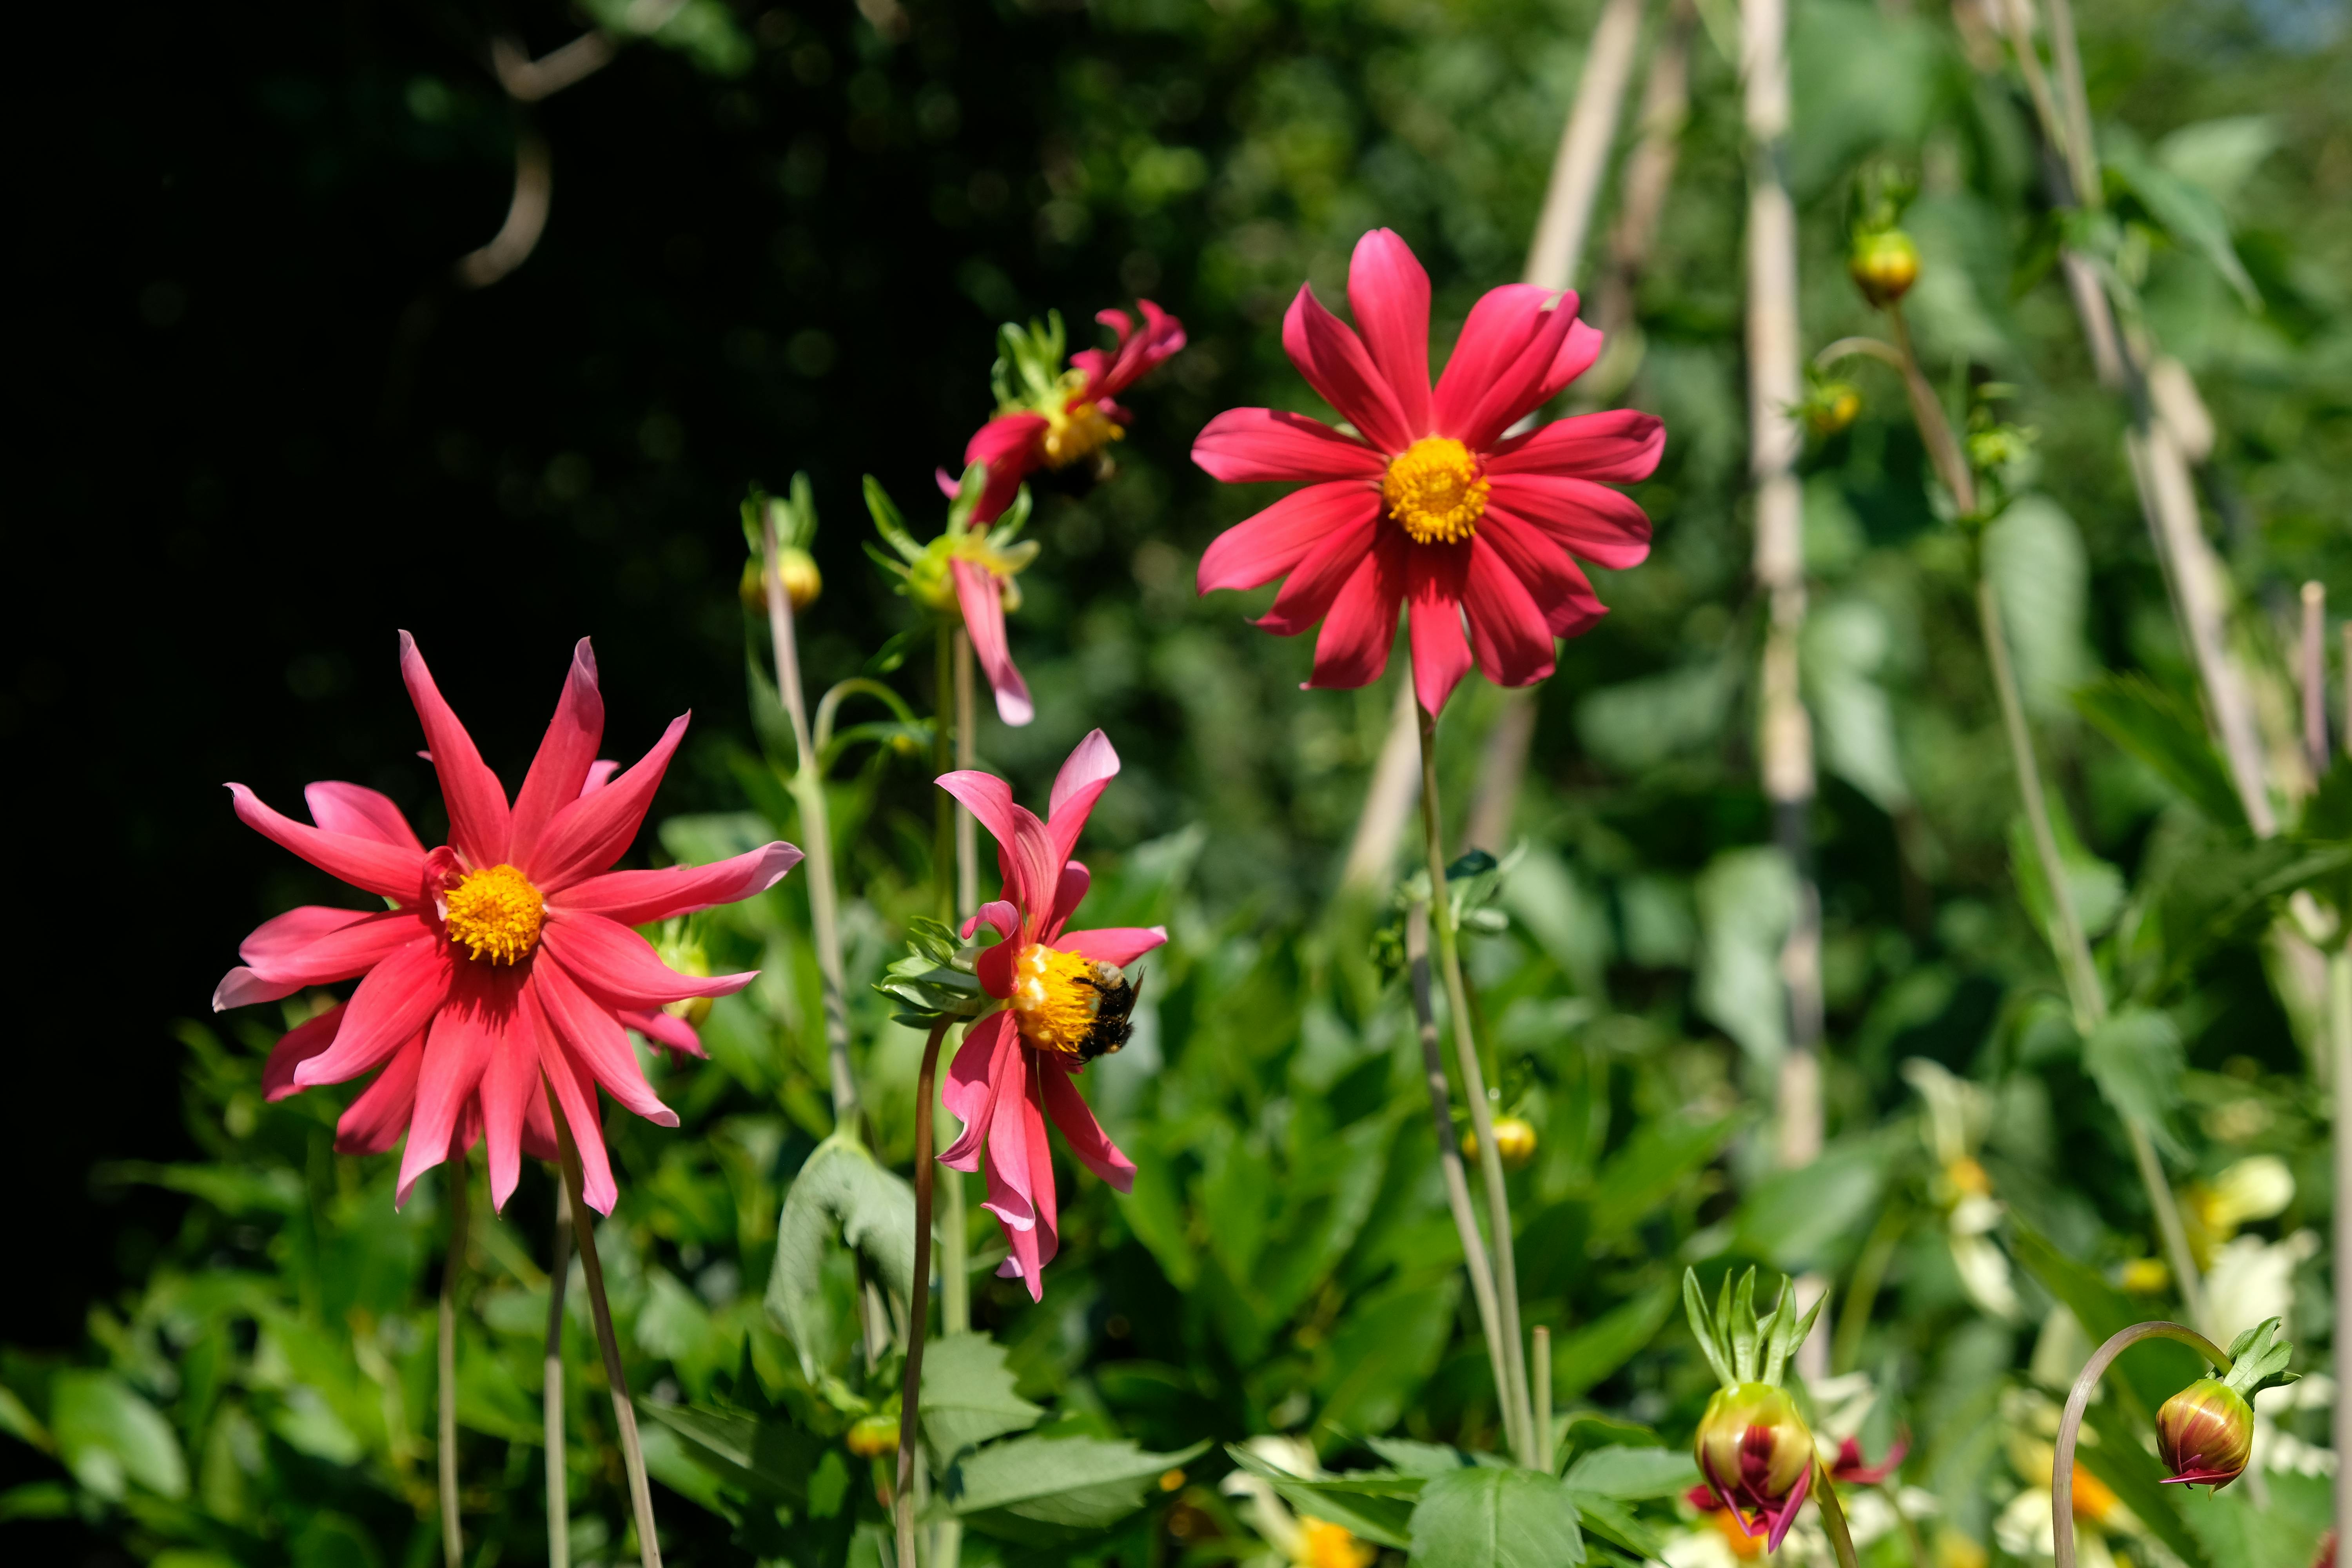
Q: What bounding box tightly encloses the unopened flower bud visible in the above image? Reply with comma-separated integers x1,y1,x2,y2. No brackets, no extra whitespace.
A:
2157,1377,2253,1490
1465,1117,1537,1171
846,1413,899,1457
738,548,823,613
1695,1384,1816,1551
1849,229,1920,308
1806,381,1862,437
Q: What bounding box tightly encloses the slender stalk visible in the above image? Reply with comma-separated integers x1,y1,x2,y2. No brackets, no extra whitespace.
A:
954,631,980,917
2304,583,2329,776
439,1156,470,1568
548,1089,662,1568
762,516,860,1128
897,1020,953,1568
934,628,957,925
1532,1327,1553,1473
1417,706,1537,1466
2040,0,2102,212
1524,0,1645,292
1405,900,1517,1458
546,1180,574,1568
937,637,980,1568
2052,1321,2233,1568
2331,947,2352,1553
1813,1467,1862,1568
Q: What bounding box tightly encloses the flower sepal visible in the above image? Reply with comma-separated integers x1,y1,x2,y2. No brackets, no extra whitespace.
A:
865,466,1038,618
873,915,989,1027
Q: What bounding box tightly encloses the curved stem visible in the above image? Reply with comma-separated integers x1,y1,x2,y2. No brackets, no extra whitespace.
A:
1405,899,1516,1457
815,678,919,756
1882,307,1977,517
548,1087,663,1568
1813,1466,1862,1568
439,1156,469,1568
897,1020,953,1568
1812,336,1908,374
1417,706,1536,1466
545,1180,573,1568
2053,1322,2232,1568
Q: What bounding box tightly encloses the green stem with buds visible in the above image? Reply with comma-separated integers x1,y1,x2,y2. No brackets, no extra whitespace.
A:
1813,1465,1862,1568
545,1181,573,1568
2052,1322,2232,1568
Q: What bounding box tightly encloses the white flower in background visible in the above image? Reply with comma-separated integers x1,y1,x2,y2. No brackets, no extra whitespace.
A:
2202,1155,2294,1233
2253,1370,2336,1479
1903,1058,2019,1319
1218,1436,1377,1568
2204,1229,2318,1346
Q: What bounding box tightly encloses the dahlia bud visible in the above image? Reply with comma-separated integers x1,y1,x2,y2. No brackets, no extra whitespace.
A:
737,548,823,613
846,1413,899,1458
1466,1117,1538,1171
2156,1377,2254,1490
1805,381,1862,438
1849,229,1920,308
1695,1383,1817,1550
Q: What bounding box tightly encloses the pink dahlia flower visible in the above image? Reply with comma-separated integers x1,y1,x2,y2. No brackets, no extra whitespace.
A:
935,730,1167,1300
951,301,1187,527
218,634,801,1214
1192,229,1665,717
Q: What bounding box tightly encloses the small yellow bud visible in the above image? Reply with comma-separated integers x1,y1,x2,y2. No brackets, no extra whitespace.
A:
1849,229,1921,308
846,1413,899,1458
1465,1117,1537,1172
1157,1467,1185,1492
664,995,713,1027
2120,1256,2170,1294
739,548,822,613
1806,381,1862,437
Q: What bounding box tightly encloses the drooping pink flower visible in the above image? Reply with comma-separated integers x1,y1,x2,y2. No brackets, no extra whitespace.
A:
220,634,801,1214
948,301,1187,527
934,730,1167,1300
1192,229,1664,717
1827,1433,1908,1487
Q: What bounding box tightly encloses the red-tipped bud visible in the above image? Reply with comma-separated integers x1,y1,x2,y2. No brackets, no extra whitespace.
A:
2157,1377,2254,1490
1849,229,1920,308
1695,1384,1817,1551
846,1413,899,1458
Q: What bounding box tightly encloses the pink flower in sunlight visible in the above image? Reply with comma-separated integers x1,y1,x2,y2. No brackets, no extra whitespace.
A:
935,730,1167,1300
1192,228,1664,717
950,301,1187,526
218,634,801,1214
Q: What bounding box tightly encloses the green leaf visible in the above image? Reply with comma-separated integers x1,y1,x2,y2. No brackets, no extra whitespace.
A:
2009,1220,2200,1414
1314,1276,1460,1440
2081,1009,2187,1160
1550,1287,1676,1403
1559,1445,1697,1499
920,1335,1044,1460
2109,142,2260,308
935,1434,1207,1541
1588,1116,1741,1240
636,1401,829,1506
765,1136,917,1378
1225,1445,1423,1547
1365,1437,1491,1477
1565,1492,1664,1560
1985,497,2092,718
1407,1466,1585,1567
50,1370,185,1501
2074,673,2243,826
1734,1142,1886,1272
0,1481,72,1521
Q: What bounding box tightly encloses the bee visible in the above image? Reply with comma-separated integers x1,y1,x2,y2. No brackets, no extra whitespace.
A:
1073,962,1144,1064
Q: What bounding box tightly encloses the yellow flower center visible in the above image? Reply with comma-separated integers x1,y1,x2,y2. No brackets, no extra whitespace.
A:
1381,436,1489,544
1041,396,1124,469
1010,943,1104,1055
443,864,545,965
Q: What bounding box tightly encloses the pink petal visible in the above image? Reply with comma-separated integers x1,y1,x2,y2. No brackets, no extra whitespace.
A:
1307,531,1408,690
580,760,620,796
524,713,690,891
531,958,679,1126
1478,510,1610,638
1255,504,1384,637
1044,730,1120,869
1531,317,1606,407
1039,1061,1136,1192
227,784,427,904
937,773,1058,928
303,782,424,851
549,842,802,926
1484,476,1654,570
293,936,454,1087
399,631,512,868
995,1062,1061,1301
1454,298,1581,452
262,1004,347,1103
538,909,755,1009
1347,229,1434,438
1079,299,1186,399
394,975,501,1205
1461,537,1559,689
962,901,1021,944
1042,863,1090,942
1191,409,1385,486
1058,927,1169,968
335,1034,426,1155
1283,285,1414,455
1197,481,1383,597
508,639,606,869
538,1020,618,1214
1764,1461,1813,1553
951,558,1034,726
477,993,543,1212
964,414,1048,527
965,901,1023,997
1407,545,1475,717
1431,285,1553,437
979,1041,1040,1232
621,1007,706,1059
1486,408,1666,483
218,907,436,1010
940,1011,1016,1169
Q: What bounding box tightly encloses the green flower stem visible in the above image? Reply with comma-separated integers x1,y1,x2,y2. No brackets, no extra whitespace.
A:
2052,1321,2232,1568
545,1180,573,1568
1813,1465,1862,1568
1830,1199,1907,1375
549,1088,664,1568
1532,1326,1553,1473
2330,946,2352,1552
762,515,861,1132
936,633,976,1568
934,627,956,926
1417,704,1537,1467
439,1156,469,1568
897,1018,954,1568
1404,899,1517,1461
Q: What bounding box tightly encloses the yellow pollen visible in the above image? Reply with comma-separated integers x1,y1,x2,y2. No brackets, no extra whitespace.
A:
1009,943,1102,1055
1041,398,1123,468
1383,436,1489,544
443,864,544,965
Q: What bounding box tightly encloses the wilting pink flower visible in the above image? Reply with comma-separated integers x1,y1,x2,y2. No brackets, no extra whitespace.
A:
1192,229,1664,717
935,730,1167,1300
1827,1433,1908,1487
220,634,801,1214
951,302,1187,527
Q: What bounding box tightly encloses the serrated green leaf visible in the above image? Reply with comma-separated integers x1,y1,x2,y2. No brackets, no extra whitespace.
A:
637,1401,828,1506
2074,673,2243,826
2081,1009,2187,1160
935,1434,1207,1539
1561,1444,1696,1499
920,1335,1044,1460
765,1137,917,1378
1408,1466,1585,1567
1552,1287,1677,1404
